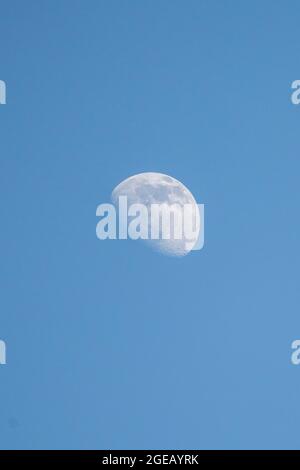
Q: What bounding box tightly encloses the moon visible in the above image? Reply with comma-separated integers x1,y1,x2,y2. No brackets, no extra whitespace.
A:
111,172,200,257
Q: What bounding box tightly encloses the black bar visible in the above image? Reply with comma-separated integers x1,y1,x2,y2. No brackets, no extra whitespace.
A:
0,450,298,466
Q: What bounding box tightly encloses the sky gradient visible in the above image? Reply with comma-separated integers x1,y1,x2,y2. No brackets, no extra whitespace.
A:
0,0,300,449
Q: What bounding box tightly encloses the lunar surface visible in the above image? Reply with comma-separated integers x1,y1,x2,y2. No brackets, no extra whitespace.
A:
112,172,200,257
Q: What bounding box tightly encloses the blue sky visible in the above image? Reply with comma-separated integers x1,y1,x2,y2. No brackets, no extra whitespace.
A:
0,0,300,450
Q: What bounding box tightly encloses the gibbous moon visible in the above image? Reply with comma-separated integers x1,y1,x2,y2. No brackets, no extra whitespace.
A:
111,172,200,257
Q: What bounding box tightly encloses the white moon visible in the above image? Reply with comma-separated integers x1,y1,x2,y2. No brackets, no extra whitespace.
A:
111,172,200,257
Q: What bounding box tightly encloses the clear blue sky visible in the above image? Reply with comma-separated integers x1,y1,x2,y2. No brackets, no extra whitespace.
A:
0,0,300,450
